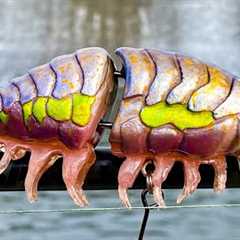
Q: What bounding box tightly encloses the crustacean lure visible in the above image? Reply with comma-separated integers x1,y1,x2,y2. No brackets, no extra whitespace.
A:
0,48,114,206
110,47,240,208
0,47,239,208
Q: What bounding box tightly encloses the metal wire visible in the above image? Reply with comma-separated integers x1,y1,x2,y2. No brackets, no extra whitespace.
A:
138,161,156,239
0,203,240,214
138,189,157,240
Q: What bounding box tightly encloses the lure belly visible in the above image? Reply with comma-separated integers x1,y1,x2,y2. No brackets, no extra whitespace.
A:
0,46,240,208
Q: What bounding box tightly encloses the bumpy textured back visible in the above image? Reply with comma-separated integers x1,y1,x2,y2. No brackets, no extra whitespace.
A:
116,47,240,116
111,47,240,157
0,47,114,148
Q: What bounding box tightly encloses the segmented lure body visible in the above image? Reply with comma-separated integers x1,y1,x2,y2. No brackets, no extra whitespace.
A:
0,46,239,207
110,47,240,207
0,48,113,148
0,48,114,206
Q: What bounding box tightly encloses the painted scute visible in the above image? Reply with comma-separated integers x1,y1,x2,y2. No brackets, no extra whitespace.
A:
76,47,110,96
0,83,19,109
115,47,155,98
188,66,232,112
214,78,240,118
167,55,208,105
13,74,37,104
146,49,181,105
51,54,83,99
29,64,56,97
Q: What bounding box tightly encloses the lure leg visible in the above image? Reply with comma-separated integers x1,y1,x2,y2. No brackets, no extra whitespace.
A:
176,156,201,204
118,155,146,208
203,156,227,192
0,148,12,174
24,146,61,202
0,143,27,174
62,143,95,207
10,146,27,160
152,154,175,207
212,156,227,192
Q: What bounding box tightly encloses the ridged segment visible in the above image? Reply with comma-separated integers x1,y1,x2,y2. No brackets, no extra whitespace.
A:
13,74,37,104
0,47,114,153
167,55,208,104
22,101,33,123
188,66,232,112
29,64,56,97
214,78,240,118
115,47,155,98
76,48,109,96
112,47,240,158
0,83,19,109
72,93,95,126
146,50,181,105
51,54,83,99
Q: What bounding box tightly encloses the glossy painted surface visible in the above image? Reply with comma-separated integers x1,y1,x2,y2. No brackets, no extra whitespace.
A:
140,102,213,130
115,47,155,98
111,47,239,157
0,47,115,207
0,0,240,239
0,48,113,148
189,66,232,112
110,47,240,208
146,50,181,105
167,55,208,104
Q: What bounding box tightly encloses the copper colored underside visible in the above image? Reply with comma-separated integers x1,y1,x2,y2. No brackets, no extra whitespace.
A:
117,151,227,208
0,134,96,207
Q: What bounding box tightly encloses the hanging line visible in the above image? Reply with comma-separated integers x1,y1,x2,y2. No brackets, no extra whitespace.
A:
0,203,240,214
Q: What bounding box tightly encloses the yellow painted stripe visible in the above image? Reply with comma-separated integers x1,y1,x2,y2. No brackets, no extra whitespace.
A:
140,102,214,130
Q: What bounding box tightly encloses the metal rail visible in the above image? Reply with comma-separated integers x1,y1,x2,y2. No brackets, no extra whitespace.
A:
0,147,239,191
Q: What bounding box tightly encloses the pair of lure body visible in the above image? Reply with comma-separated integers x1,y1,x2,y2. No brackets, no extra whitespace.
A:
0,47,239,207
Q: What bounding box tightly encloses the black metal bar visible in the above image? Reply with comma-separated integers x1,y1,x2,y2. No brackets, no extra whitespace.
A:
0,147,239,191
98,121,113,129
113,71,123,78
